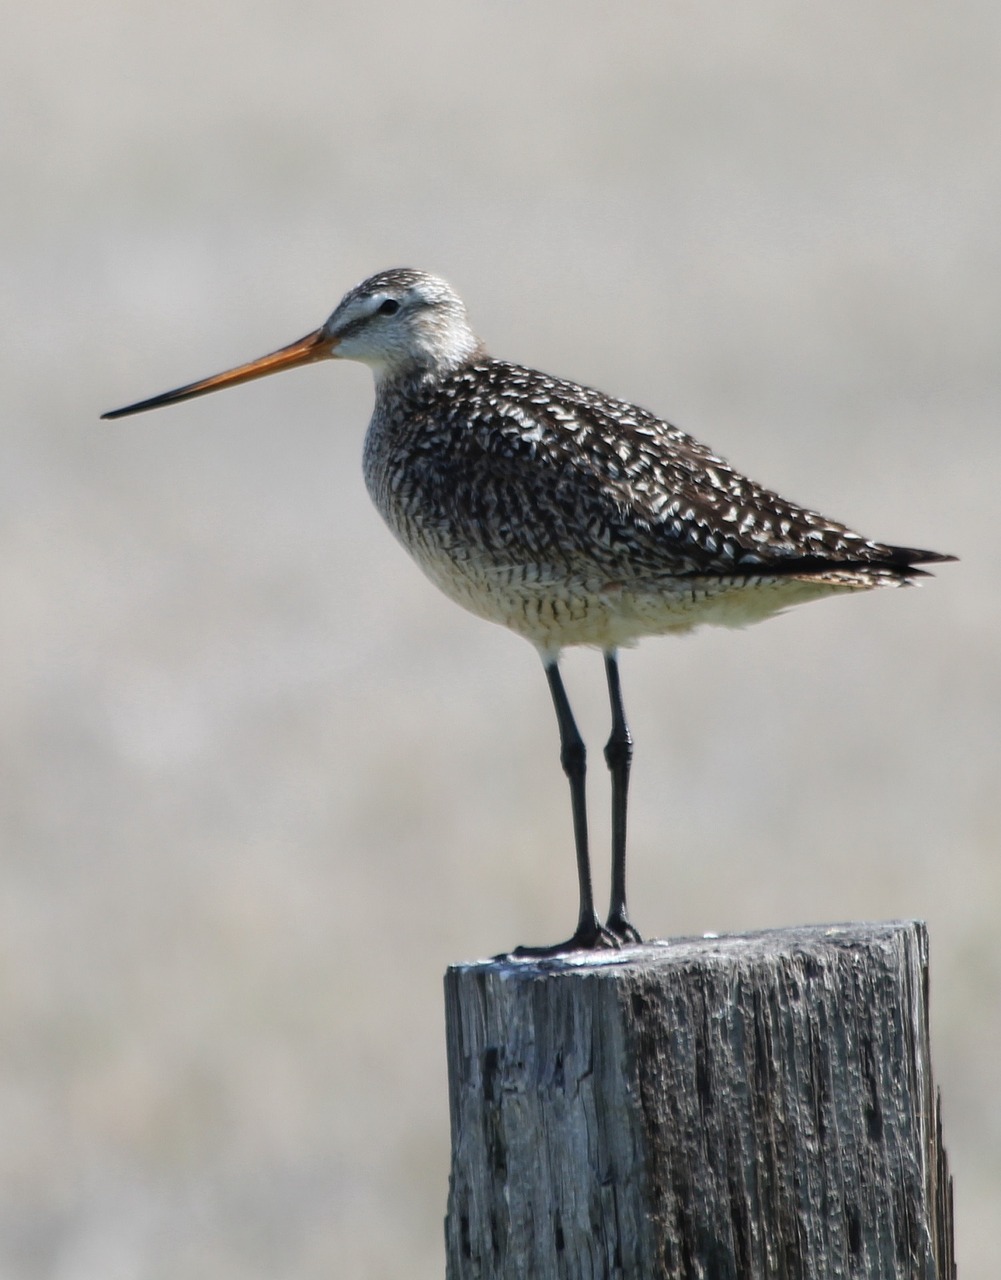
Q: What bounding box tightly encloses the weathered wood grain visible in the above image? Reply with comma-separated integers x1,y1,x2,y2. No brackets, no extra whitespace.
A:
444,922,953,1279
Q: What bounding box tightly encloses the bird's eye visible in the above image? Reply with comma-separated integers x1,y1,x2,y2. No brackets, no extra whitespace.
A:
377,299,400,316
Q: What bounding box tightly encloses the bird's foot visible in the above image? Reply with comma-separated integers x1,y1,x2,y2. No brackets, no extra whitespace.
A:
507,914,621,959
605,910,643,945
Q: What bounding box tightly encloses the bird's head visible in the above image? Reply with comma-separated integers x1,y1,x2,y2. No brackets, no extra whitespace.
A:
101,268,482,420
322,269,483,379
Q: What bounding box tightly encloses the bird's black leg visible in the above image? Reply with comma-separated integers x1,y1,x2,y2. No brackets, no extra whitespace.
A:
604,650,642,943
514,658,617,955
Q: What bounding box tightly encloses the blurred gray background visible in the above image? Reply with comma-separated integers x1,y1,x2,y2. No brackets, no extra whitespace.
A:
3,2,998,1276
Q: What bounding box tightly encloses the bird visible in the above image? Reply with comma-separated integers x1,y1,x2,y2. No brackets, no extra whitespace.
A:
103,268,954,954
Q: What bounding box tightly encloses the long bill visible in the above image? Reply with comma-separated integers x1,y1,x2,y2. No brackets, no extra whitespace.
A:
101,328,337,420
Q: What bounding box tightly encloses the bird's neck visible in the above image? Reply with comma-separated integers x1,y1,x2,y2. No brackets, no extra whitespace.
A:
371,341,487,394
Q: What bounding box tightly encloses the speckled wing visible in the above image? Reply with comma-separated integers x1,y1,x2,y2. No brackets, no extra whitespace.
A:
438,360,948,585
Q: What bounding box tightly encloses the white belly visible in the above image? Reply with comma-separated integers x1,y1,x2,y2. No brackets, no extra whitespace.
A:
406,542,877,655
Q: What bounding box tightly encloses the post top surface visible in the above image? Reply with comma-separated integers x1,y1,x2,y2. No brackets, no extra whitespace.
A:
450,920,927,980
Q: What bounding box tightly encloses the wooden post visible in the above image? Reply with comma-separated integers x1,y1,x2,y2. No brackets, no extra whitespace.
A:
444,921,954,1279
